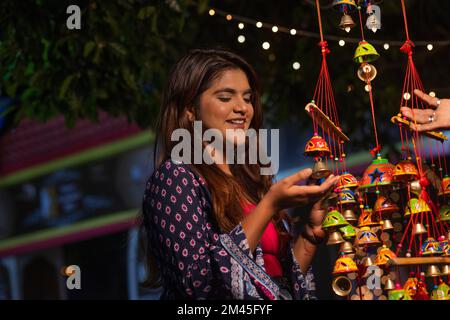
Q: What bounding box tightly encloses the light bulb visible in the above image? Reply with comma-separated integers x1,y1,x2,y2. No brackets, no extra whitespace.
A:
345,27,351,33
292,62,301,70
262,42,270,50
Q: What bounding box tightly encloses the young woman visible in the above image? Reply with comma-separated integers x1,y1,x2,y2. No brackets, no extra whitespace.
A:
141,48,339,300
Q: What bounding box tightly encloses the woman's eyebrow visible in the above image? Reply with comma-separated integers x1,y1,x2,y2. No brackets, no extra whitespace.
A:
213,88,252,95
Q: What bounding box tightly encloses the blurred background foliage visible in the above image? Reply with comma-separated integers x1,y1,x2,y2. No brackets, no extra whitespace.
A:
0,0,449,152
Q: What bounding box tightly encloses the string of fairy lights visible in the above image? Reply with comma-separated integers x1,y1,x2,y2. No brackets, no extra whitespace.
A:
207,7,450,72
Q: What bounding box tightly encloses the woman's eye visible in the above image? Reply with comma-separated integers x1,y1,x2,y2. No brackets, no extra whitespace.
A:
218,97,231,102
244,97,252,103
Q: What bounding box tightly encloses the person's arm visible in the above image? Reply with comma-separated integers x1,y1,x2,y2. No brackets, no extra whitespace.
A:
292,198,327,273
241,169,338,253
401,89,450,131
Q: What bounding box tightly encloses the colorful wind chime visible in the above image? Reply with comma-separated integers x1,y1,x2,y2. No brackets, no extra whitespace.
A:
322,0,450,300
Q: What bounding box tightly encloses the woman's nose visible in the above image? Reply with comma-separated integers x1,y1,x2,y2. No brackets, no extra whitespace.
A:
234,98,248,114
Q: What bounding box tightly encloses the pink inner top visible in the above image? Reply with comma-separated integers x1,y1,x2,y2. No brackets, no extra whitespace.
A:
242,202,283,278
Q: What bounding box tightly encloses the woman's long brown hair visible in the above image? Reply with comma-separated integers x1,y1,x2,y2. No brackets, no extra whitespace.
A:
142,48,290,286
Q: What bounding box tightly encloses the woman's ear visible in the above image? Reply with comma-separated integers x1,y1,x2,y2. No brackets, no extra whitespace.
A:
186,107,196,122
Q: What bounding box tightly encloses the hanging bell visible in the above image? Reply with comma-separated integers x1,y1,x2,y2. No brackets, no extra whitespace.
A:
343,209,357,223
364,256,375,267
339,241,355,254
382,219,394,231
332,276,352,296
357,63,377,82
366,5,381,33
339,13,356,33
426,265,441,277
353,41,380,64
414,223,427,235
384,278,396,290
327,231,345,245
410,180,422,194
311,158,332,180
441,265,450,275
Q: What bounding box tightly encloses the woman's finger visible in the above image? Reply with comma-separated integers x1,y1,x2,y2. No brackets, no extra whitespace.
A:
283,168,313,186
400,106,434,124
414,89,439,108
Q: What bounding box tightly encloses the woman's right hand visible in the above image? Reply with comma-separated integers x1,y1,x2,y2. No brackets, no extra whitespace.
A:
401,89,450,132
266,168,339,212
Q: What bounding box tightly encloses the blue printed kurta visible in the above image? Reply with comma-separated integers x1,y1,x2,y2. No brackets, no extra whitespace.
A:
142,159,317,300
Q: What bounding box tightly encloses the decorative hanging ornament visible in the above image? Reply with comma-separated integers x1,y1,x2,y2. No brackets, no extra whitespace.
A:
432,282,450,300
336,172,359,190
425,265,441,277
332,0,357,12
388,284,409,300
357,63,377,82
375,245,396,266
343,208,358,223
327,231,346,245
311,157,332,180
358,207,381,227
340,224,357,240
333,254,359,274
304,134,330,157
339,241,355,254
332,276,353,296
438,175,450,197
373,196,400,215
421,237,443,256
439,205,450,222
366,4,381,33
337,188,357,205
404,197,431,216
355,226,381,246
403,275,418,299
393,159,419,182
339,13,356,33
359,158,395,191
322,210,348,230
353,41,380,64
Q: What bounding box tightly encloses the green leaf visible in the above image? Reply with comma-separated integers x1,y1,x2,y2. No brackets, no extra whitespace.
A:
197,0,208,14
138,6,156,20
59,74,75,99
83,41,96,58
109,42,127,56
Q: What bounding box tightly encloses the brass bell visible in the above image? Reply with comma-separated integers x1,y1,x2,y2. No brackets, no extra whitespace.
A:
410,180,422,194
426,265,441,277
441,265,450,275
332,276,352,297
357,63,377,82
384,277,396,290
414,223,427,235
343,209,357,223
339,241,355,254
311,158,332,180
327,231,345,245
382,219,394,231
339,14,356,33
364,256,375,267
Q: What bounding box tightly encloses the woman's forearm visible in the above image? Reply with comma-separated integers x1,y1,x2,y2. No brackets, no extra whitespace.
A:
293,225,325,273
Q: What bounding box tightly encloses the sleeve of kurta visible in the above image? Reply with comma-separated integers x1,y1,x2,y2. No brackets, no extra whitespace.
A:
143,160,280,300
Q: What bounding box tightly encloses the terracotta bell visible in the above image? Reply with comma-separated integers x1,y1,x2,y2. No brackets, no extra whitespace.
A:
393,159,419,182
355,226,380,246
304,135,330,157
343,209,357,223
382,219,394,231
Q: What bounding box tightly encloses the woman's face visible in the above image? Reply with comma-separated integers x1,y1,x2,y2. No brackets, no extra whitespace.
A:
193,68,254,145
